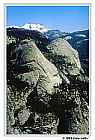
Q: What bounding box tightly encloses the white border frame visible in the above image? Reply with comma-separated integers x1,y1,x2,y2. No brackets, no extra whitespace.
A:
0,0,94,140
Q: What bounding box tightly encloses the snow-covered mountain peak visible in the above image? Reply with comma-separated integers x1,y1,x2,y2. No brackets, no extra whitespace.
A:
7,23,48,33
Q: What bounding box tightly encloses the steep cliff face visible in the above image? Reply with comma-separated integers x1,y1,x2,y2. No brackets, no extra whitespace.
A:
43,38,83,82
7,28,89,134
44,29,89,76
15,40,62,95
7,39,61,134
42,38,89,134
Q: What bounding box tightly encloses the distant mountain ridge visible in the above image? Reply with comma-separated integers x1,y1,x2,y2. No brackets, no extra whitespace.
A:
7,23,48,33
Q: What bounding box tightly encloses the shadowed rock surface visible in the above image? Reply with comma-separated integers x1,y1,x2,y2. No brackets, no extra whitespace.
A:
7,28,89,134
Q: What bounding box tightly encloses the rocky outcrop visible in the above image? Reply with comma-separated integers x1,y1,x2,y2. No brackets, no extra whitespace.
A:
7,28,89,134
43,38,85,84
7,39,61,134
44,29,89,76
15,40,62,95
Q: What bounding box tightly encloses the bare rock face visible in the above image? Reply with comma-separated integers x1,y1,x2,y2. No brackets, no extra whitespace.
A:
7,28,89,134
16,40,62,95
43,38,85,83
7,39,61,134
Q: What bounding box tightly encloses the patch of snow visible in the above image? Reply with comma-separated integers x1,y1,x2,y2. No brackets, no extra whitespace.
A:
65,36,72,40
21,23,48,33
7,25,20,28
75,34,86,38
